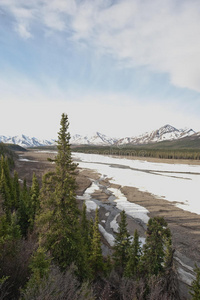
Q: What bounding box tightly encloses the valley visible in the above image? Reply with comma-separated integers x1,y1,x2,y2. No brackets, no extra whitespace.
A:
14,148,200,299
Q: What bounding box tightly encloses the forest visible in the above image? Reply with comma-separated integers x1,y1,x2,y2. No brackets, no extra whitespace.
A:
72,145,200,161
0,114,200,300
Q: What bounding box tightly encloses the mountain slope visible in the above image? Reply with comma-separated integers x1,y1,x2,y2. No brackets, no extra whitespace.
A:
71,132,117,146
117,125,195,146
0,135,56,148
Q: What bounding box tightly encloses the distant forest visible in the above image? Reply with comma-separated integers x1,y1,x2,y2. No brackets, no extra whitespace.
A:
0,114,200,300
72,145,200,160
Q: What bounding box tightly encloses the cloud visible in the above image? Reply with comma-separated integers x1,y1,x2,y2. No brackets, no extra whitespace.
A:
15,22,32,39
1,0,200,92
69,0,200,92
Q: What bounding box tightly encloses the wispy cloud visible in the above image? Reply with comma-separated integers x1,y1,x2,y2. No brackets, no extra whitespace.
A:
1,0,200,92
15,22,32,39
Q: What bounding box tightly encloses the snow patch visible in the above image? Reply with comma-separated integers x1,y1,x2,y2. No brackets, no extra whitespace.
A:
19,158,38,162
76,182,99,211
98,224,115,247
109,187,149,224
110,214,119,233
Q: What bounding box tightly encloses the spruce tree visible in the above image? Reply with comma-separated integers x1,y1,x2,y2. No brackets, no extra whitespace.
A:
0,168,12,221
113,210,131,271
29,173,40,230
0,213,21,276
80,201,91,252
37,113,88,279
17,179,31,237
1,156,13,205
21,246,51,298
13,170,20,210
190,265,200,299
124,229,141,278
163,235,174,270
141,216,171,277
89,208,104,278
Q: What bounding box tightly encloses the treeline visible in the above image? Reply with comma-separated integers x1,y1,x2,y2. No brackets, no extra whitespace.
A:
0,143,15,169
72,145,200,160
0,115,200,300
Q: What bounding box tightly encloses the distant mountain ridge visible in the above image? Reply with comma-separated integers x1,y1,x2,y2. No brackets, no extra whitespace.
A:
117,125,195,146
0,134,56,148
70,132,118,146
0,125,197,148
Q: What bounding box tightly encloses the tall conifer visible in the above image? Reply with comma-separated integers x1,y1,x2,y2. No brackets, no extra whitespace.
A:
113,210,131,271
89,208,104,278
124,229,141,278
190,265,200,299
37,113,87,278
13,171,20,210
141,216,171,277
29,173,40,230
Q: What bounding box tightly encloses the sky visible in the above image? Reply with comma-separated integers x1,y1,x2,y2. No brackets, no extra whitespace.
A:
0,0,200,140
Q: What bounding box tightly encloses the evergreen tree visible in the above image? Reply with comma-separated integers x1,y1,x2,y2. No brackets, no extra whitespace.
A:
163,235,174,270
17,179,31,237
89,208,104,278
21,246,51,298
141,216,171,277
80,201,91,252
124,229,141,278
13,170,21,210
37,113,88,279
1,156,13,205
190,265,200,299
0,213,21,270
113,210,131,271
0,168,12,221
29,173,40,230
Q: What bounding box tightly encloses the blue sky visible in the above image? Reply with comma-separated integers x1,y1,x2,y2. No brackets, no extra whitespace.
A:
0,0,200,139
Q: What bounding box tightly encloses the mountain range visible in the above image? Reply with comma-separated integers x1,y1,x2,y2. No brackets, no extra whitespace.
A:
0,134,55,148
0,125,197,148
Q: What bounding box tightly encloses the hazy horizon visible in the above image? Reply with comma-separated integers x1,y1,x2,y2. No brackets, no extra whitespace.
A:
1,0,200,139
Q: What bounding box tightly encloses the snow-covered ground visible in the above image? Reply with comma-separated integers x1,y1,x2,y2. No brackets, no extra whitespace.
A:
74,152,197,286
108,187,149,223
77,182,99,212
73,152,200,215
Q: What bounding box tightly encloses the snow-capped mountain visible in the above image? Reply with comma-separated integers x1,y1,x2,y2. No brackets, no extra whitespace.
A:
71,132,117,146
117,125,195,145
0,132,116,148
0,134,56,148
0,125,197,148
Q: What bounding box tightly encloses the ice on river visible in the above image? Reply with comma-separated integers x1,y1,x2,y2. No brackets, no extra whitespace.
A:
109,187,149,224
76,181,99,212
73,152,200,215
19,158,38,162
98,224,115,247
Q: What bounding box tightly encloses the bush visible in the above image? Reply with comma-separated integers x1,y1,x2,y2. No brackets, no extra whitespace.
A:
20,265,94,300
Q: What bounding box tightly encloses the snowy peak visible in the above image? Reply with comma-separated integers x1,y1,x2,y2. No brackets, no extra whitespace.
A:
0,125,196,148
155,124,178,135
0,132,116,147
71,132,117,146
0,134,56,148
117,125,196,146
